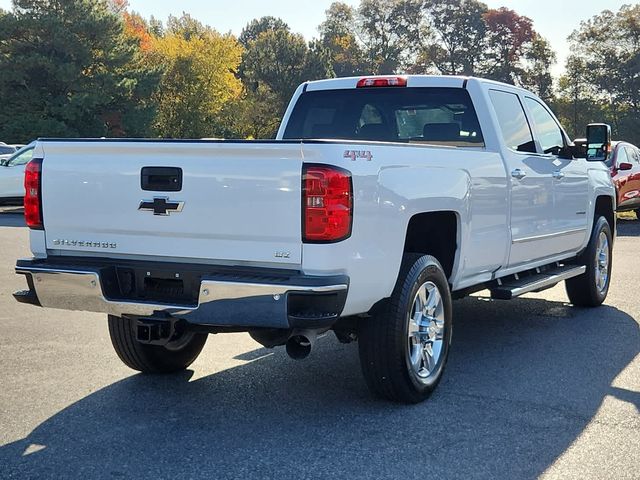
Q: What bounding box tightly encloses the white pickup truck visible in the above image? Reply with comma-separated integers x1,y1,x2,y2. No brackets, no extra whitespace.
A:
14,75,616,403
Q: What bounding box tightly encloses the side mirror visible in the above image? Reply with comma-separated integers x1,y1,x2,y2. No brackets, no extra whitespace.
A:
571,138,587,159
619,162,633,171
586,123,612,162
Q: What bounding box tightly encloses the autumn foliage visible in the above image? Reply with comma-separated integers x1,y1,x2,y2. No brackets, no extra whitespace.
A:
0,0,637,144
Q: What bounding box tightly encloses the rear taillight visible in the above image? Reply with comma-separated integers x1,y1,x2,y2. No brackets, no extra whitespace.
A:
24,159,43,229
356,76,407,88
302,165,352,243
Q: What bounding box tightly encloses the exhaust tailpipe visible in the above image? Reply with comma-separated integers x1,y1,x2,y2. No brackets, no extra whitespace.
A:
285,330,317,360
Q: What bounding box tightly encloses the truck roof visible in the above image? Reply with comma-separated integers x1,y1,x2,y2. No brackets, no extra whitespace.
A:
305,75,523,93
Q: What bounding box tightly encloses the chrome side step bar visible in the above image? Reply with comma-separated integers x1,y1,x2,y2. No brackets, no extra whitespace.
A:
490,265,586,300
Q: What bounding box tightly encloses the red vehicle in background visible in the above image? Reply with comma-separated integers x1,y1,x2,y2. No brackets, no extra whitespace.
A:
608,141,640,219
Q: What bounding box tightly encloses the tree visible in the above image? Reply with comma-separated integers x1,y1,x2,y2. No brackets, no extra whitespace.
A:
116,9,163,136
147,19,243,138
554,55,605,140
567,5,640,143
0,0,156,142
166,12,208,41
416,0,487,75
480,7,535,84
238,18,333,137
319,2,367,77
357,0,425,74
520,34,556,100
238,16,289,47
214,87,284,139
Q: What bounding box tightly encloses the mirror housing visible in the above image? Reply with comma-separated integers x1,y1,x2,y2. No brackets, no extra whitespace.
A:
618,162,633,171
569,138,587,159
586,123,611,162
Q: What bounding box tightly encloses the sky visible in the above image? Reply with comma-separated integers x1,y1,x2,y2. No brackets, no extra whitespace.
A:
0,0,630,76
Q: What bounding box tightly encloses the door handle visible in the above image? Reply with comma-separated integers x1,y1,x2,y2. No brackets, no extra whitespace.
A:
552,171,565,180
511,168,527,180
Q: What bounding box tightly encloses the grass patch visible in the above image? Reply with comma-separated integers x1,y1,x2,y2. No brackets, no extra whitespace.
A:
617,211,637,221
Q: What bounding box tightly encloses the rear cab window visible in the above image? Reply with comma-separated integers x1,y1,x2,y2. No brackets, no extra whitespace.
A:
283,87,484,147
7,148,34,167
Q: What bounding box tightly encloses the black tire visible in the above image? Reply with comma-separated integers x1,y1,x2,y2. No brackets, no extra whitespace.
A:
358,254,453,403
565,216,613,307
108,315,208,373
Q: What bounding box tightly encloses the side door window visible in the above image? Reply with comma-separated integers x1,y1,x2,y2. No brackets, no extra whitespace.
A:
489,90,536,153
616,146,629,166
524,97,564,155
489,89,557,266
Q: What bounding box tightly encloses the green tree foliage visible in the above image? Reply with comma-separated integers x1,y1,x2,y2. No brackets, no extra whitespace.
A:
520,34,556,100
563,5,640,143
237,17,334,138
214,86,284,140
1,0,634,144
357,0,425,74
554,55,605,140
319,2,368,77
147,15,243,138
0,0,157,142
238,16,289,47
417,0,487,75
242,29,323,105
322,0,555,95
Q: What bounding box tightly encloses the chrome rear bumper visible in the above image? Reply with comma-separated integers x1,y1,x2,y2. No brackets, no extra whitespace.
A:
15,259,349,329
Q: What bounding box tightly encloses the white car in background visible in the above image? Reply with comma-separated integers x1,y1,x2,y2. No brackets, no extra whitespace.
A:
0,142,35,205
0,143,17,163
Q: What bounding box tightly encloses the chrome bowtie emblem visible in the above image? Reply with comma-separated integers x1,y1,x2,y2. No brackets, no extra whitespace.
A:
138,197,184,216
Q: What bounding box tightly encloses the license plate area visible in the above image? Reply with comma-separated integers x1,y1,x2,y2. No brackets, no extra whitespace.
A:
105,266,201,305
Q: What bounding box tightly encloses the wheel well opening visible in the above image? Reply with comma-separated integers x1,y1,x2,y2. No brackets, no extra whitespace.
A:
595,196,614,232
403,212,458,279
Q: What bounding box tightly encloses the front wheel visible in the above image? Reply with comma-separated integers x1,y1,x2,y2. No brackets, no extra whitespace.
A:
108,315,208,373
358,254,453,403
565,216,613,307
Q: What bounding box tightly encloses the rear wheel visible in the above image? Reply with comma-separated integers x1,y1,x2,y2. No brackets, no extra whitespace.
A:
565,216,612,307
358,254,453,403
108,315,207,373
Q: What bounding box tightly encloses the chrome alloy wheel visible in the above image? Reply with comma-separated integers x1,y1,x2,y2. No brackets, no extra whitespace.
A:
407,281,445,381
595,231,610,293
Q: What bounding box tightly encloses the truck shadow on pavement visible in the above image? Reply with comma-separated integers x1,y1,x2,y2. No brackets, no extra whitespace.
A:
1,297,638,479
0,211,25,228
617,218,640,237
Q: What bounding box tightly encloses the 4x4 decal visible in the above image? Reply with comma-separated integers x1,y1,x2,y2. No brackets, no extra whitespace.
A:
344,150,373,161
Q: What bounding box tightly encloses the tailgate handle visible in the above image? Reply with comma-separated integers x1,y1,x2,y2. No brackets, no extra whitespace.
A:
141,167,182,192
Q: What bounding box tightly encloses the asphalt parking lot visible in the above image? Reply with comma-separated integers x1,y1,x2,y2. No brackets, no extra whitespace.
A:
0,211,638,479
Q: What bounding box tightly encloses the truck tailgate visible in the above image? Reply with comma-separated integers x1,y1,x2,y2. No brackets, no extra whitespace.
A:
40,141,303,266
